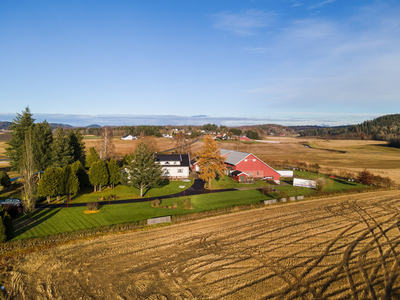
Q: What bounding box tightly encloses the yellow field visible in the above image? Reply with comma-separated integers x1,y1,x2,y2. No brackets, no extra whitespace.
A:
6,190,400,299
84,137,181,156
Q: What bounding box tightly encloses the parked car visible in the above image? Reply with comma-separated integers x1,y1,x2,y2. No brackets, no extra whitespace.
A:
0,198,22,206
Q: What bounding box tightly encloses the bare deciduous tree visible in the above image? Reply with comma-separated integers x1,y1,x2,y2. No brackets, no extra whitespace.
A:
98,126,115,160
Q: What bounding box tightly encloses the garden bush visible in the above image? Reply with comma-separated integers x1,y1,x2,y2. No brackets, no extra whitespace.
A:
151,199,161,207
181,198,194,210
86,202,99,211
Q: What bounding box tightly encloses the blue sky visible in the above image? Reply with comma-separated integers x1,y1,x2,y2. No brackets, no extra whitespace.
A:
1,0,399,126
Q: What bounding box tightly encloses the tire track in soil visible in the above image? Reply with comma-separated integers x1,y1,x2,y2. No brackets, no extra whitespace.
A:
6,191,400,300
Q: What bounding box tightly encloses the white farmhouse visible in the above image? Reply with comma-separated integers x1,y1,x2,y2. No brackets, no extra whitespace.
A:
156,154,190,180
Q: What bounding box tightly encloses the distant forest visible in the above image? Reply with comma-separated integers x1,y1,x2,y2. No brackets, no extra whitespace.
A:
299,114,400,145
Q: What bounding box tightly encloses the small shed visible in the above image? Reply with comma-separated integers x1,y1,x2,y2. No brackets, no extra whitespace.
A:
231,170,248,182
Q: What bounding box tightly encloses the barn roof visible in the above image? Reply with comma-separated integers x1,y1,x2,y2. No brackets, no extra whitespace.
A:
220,149,250,166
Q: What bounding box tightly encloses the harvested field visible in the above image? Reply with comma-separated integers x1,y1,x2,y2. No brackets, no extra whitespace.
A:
5,190,400,299
83,137,202,156
219,137,400,183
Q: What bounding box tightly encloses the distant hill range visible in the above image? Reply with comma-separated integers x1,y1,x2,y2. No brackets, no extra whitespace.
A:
299,114,400,140
0,121,12,130
0,122,103,130
48,123,73,129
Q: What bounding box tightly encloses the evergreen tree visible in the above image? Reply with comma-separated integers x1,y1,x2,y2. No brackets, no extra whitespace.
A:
0,171,11,190
68,129,86,164
0,217,7,243
0,208,14,240
54,167,65,201
63,165,79,200
86,147,100,169
197,135,226,188
89,160,109,192
6,107,35,171
21,130,37,217
52,126,74,168
72,160,89,187
32,121,53,176
37,167,57,203
120,142,162,197
121,154,133,167
107,158,120,189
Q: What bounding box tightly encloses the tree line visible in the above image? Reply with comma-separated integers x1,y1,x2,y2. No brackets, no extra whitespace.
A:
299,114,400,145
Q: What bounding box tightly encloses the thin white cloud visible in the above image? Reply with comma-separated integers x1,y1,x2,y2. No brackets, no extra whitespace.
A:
309,0,336,10
246,3,400,112
291,3,304,8
210,9,276,36
244,47,270,53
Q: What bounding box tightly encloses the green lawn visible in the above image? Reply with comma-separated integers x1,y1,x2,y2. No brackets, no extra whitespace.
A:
38,180,193,204
12,189,268,240
291,170,365,191
210,176,269,189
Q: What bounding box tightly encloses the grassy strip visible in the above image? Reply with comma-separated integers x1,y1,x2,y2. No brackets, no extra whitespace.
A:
209,176,269,189
11,190,267,240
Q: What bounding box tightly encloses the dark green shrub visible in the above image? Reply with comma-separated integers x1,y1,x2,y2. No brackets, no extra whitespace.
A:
0,171,11,190
260,186,273,195
0,207,14,240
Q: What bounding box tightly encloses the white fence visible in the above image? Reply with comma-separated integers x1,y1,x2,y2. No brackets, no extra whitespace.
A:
147,216,172,225
264,199,277,205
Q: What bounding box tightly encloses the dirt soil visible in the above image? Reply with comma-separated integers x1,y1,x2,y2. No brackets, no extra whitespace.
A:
5,190,400,299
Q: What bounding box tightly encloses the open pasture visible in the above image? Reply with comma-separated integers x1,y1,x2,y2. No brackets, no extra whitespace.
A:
219,137,400,183
6,190,400,299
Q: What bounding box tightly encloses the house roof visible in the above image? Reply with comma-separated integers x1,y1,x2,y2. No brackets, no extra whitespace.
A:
220,149,250,165
156,154,190,167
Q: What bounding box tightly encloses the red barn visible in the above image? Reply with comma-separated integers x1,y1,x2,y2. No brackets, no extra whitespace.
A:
239,135,250,141
221,149,280,183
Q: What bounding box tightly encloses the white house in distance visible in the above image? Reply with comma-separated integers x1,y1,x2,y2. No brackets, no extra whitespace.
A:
156,154,190,180
121,135,138,140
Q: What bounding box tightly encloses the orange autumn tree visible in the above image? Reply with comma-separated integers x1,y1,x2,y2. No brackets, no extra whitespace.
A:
197,135,226,188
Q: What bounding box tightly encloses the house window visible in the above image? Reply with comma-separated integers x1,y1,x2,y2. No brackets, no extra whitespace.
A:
244,159,248,162
177,169,183,173
164,169,170,175
253,159,256,161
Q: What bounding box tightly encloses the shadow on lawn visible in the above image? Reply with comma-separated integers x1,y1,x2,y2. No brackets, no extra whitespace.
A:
13,209,61,238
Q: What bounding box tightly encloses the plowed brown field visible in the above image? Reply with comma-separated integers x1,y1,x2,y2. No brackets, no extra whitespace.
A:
6,190,400,299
